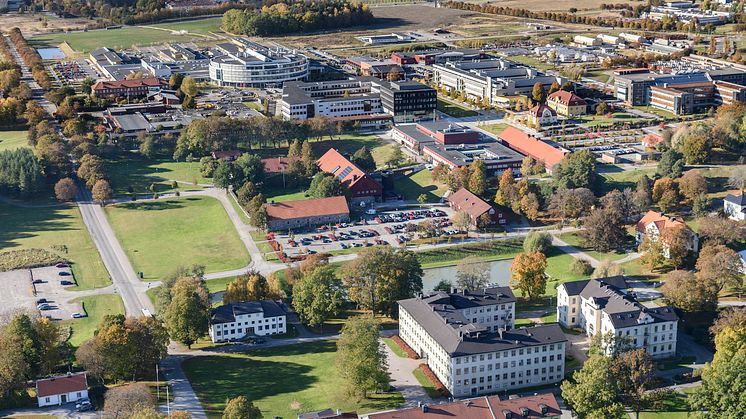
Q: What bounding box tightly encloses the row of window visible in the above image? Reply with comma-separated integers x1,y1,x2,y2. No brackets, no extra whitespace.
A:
455,344,561,364
457,366,563,387
456,354,563,375
215,322,282,336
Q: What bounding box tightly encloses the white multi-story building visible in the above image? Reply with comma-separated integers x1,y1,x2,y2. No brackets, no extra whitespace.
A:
724,192,746,221
399,288,567,398
208,38,308,88
208,301,287,343
557,277,678,358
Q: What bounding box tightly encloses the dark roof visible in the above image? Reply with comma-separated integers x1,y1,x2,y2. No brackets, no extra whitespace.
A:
368,393,562,419
210,301,286,324
399,288,566,356
447,188,493,220
36,373,88,397
725,192,746,206
561,276,629,296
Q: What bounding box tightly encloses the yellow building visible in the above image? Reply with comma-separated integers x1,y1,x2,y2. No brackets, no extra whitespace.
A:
547,90,587,117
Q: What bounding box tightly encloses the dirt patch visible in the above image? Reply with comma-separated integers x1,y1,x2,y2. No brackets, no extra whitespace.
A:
5,13,92,37
463,0,617,12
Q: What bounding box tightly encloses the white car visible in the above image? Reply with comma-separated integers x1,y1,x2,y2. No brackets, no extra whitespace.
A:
71,312,85,318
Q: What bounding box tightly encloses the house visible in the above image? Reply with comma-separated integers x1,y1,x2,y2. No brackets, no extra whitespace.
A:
208,300,287,343
546,90,587,117
261,156,301,177
91,77,168,99
36,372,89,407
365,393,561,418
264,196,350,231
211,150,243,161
447,187,509,227
636,210,699,257
498,126,569,172
317,148,383,204
399,288,567,397
557,278,678,358
724,192,746,221
526,103,558,126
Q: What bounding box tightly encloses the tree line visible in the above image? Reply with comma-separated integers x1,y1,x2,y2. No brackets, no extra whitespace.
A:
8,28,52,91
221,1,374,36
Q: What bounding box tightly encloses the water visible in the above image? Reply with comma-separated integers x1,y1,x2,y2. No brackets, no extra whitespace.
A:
37,47,65,60
422,258,514,292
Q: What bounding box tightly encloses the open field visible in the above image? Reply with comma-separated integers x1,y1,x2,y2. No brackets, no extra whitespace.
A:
0,203,110,290
63,294,125,347
106,152,210,197
577,112,645,127
7,13,91,37
415,238,523,268
437,98,478,117
182,341,404,418
600,166,656,193
482,123,509,136
31,27,205,54
0,131,29,152
148,17,223,35
105,197,249,280
393,169,448,202
557,231,630,262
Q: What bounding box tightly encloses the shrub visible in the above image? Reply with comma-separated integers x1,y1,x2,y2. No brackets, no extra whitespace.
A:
570,258,593,276
523,231,552,254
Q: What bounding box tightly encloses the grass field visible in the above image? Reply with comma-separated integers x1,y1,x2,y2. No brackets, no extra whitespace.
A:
0,131,29,152
638,389,694,419
106,152,211,197
0,203,110,290
412,367,442,399
105,197,249,280
415,238,523,269
600,166,656,194
182,341,404,418
63,294,125,347
482,123,509,136
382,337,407,358
148,17,222,35
504,54,555,71
557,231,629,262
31,27,204,53
393,169,448,202
437,97,478,118
577,112,645,128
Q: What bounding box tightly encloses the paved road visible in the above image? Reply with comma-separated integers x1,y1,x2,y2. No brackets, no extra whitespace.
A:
159,354,207,419
550,234,600,268
385,343,435,407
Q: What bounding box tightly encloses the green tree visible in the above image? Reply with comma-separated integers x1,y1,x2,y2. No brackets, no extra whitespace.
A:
467,159,487,196
164,278,210,348
523,231,552,254
386,145,404,167
301,140,316,177
509,251,548,300
336,316,389,401
681,135,710,164
553,149,598,190
292,265,344,328
307,172,344,198
180,76,198,98
213,161,236,190
531,81,547,103
222,396,262,419
561,355,626,419
433,279,453,292
656,149,685,178
351,146,376,173
638,236,665,272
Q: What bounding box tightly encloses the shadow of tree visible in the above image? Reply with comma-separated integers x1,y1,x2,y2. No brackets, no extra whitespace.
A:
0,203,78,248
114,199,187,211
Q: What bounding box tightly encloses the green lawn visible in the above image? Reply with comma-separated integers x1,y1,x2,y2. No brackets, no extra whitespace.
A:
638,389,694,419
182,341,404,418
412,367,442,399
631,105,677,119
0,131,29,152
63,294,125,347
227,191,252,225
0,203,110,290
31,27,205,54
557,231,629,262
437,97,478,118
263,176,308,203
587,70,610,83
148,17,222,35
505,55,554,71
382,337,407,358
106,152,210,197
576,112,644,127
482,123,509,136
105,197,249,280
204,275,239,294
393,169,448,202
600,167,656,194
415,238,523,269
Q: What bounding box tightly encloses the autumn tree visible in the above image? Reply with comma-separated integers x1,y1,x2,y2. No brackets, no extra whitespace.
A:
165,278,210,348
467,159,487,196
695,243,744,293
223,272,273,304
523,231,552,254
610,349,669,418
77,153,106,188
452,210,472,233
494,169,518,207
697,216,746,246
531,81,547,103
632,175,652,212
91,179,113,206
105,383,156,419
638,236,665,272
223,396,262,419
582,206,627,253
292,265,344,329
662,270,718,312
677,170,707,203
510,251,547,300
54,177,77,202
591,260,624,279
728,165,746,191
652,177,679,212
548,187,595,223
336,316,389,401
660,225,693,268
455,256,490,290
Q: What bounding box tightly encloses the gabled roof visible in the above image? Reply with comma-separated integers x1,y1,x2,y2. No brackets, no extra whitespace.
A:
261,156,300,174
92,77,167,91
317,148,376,189
36,373,88,397
561,276,629,296
447,188,493,220
725,192,746,207
498,126,568,169
368,393,561,419
209,300,286,324
547,90,587,106
265,196,350,221
528,103,557,117
636,210,689,235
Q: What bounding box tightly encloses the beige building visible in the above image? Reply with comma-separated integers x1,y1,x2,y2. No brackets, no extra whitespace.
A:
546,90,587,117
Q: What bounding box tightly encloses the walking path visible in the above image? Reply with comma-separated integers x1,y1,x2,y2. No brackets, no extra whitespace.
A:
384,343,434,408
550,234,600,268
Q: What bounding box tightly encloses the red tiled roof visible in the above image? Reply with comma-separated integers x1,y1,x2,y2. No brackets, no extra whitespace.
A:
636,210,688,235
642,133,663,148
36,373,87,397
317,148,367,187
528,103,556,117
265,196,349,221
262,156,300,174
448,188,492,220
547,90,587,106
498,126,568,169
92,77,167,91
368,393,561,419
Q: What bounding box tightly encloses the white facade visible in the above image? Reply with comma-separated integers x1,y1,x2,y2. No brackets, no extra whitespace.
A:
38,389,88,407
557,279,678,359
209,301,287,343
36,373,89,407
280,79,384,121
724,193,746,221
574,35,602,46
209,39,308,88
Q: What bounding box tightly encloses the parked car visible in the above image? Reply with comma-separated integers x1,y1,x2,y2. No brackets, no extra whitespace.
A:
71,312,85,318
37,303,50,310
36,298,47,304
60,280,73,286
76,399,93,412
32,279,43,284
55,263,69,268
38,304,53,311
58,271,71,276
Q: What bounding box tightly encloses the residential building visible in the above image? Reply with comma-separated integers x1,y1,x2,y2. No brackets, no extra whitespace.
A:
208,301,287,342
316,148,383,203
399,288,567,397
365,393,562,419
447,187,509,226
650,80,746,115
209,39,308,87
497,126,569,172
557,278,678,358
526,103,558,126
636,210,699,257
264,196,350,231
546,90,587,117
724,192,746,221
370,79,437,123
91,77,168,99
262,156,300,177
36,373,88,407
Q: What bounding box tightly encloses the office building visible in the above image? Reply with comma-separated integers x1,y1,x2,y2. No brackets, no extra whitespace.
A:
209,301,287,342
209,38,308,87
370,79,437,122
497,126,569,172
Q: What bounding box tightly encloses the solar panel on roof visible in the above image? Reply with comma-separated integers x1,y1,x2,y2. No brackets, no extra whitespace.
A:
337,166,353,180
330,165,340,174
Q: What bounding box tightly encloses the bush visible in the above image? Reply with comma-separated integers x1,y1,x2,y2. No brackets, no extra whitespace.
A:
0,249,66,272
570,258,593,276
523,231,552,254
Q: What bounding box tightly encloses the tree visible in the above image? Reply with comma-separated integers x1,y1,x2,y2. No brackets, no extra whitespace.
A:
77,153,106,188
165,278,210,348
531,81,547,103
656,149,685,178
728,165,746,191
417,193,428,206
662,270,718,312
692,193,710,216
553,149,597,190
54,177,77,202
351,147,376,173
223,272,272,304
695,243,743,293
682,135,710,164
698,216,746,246
336,316,389,401
452,210,472,234
433,279,453,292
652,177,679,213
523,231,552,254
548,187,595,222
519,192,540,221
467,160,487,196
455,256,490,290
691,348,746,416
387,145,404,167
236,181,258,206
610,349,668,419
678,170,707,203
495,170,517,207
548,80,560,94
92,179,112,205
638,236,665,271
591,260,624,279
602,188,635,222
340,247,422,318
180,76,198,98
561,354,626,419
0,333,30,403
105,383,156,419
301,140,315,177
292,265,344,329
632,175,652,212
660,225,693,269
570,258,593,276
307,172,344,198
582,207,627,253
223,396,262,419
510,252,547,300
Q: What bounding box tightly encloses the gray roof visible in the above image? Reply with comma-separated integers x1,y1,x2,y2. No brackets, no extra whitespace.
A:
209,301,286,324
725,192,746,206
399,288,566,356
561,276,629,296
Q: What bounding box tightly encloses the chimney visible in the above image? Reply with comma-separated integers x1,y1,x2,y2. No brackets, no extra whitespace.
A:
539,404,548,414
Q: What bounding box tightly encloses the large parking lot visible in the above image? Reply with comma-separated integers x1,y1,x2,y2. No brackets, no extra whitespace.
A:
275,205,457,256
0,265,87,321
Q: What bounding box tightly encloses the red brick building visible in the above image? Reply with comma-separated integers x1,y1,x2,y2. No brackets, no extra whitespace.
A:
367,393,561,419
498,126,569,172
447,187,508,227
317,148,383,203
92,77,169,99
265,196,350,231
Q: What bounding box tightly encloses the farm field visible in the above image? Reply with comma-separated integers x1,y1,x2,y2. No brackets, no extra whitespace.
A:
105,197,249,280
0,203,110,290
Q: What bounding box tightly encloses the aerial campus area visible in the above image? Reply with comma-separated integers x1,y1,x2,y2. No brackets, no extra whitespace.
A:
4,0,746,418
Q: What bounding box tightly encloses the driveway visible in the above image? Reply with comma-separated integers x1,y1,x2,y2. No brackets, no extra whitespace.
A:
384,343,434,407
564,331,590,366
